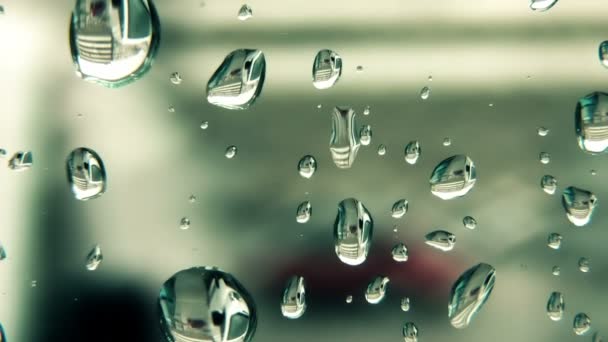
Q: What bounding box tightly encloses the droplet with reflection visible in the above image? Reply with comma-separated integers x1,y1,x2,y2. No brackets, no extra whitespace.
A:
330,107,361,168
280,276,306,319
85,244,103,271
377,144,387,156
297,155,317,179
430,155,477,200
547,233,562,250
448,263,496,329
425,230,456,252
312,49,342,89
180,217,191,230
575,92,608,154
391,243,408,262
546,291,564,321
225,146,238,159
404,140,421,165
578,257,590,273
529,0,558,11
391,199,408,219
400,297,411,312
365,276,389,304
573,313,591,336
359,124,372,147
539,152,550,164
541,175,557,195
561,186,597,226
8,151,33,171
333,198,373,266
67,148,107,200
462,216,477,230
237,4,252,21
420,86,430,100
403,322,419,342
296,201,312,224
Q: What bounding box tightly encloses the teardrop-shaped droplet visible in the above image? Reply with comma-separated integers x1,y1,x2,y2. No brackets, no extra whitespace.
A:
547,233,562,250
573,313,591,335
179,217,191,230
359,124,372,146
8,151,32,171
562,186,597,226
402,322,419,342
546,291,564,321
207,49,266,110
297,155,317,179
377,144,387,156
0,243,7,261
330,107,361,169
333,198,373,266
85,244,103,271
392,243,408,262
420,86,430,100
448,263,496,329
280,275,306,319
312,49,342,89
539,152,550,164
430,155,477,200
425,230,456,252
67,148,107,200
404,140,421,165
537,126,549,136
578,257,590,273
391,199,409,219
552,265,561,276
541,175,557,195
225,146,238,159
400,297,411,312
170,72,182,85
69,0,160,88
345,295,353,304
237,4,253,21
575,92,608,154
296,201,312,224
365,276,389,304
530,0,558,11
462,216,477,230
158,267,257,342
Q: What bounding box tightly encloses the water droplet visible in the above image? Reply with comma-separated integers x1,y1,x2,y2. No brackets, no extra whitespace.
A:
207,49,266,110
0,5,4,15
552,266,560,276
578,257,590,273
547,233,562,250
296,201,312,224
31,280,37,288
200,121,209,130
537,127,549,136
359,124,372,147
363,105,371,115
179,217,190,230
391,199,409,219
575,92,608,154
8,151,33,171
420,86,430,100
530,0,558,11
66,148,107,201
0,243,7,261
85,244,103,271
159,267,257,342
428,75,433,82
546,291,564,321
448,263,496,329
593,332,604,342
317,104,322,109
168,106,175,113
600,41,608,68
402,322,419,342
442,137,452,146
70,0,160,87
0,149,6,157
312,49,342,89
377,144,387,156
330,107,361,169
391,243,409,262
590,169,597,176
237,4,253,21
334,198,373,266
297,155,317,179
539,152,550,164
400,297,411,312
430,155,477,200
356,65,364,72
573,313,591,335
488,103,494,107
425,230,456,252
463,216,477,230
540,175,557,195
365,276,389,304
170,72,182,85
346,295,353,303
404,140,421,165
189,195,197,203
562,186,597,226
280,276,306,319
225,146,238,159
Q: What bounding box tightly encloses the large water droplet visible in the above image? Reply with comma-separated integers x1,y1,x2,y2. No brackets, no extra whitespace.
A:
237,4,253,21
207,49,266,110
69,0,160,87
400,297,411,312
225,146,238,159
312,49,342,89
404,140,421,165
546,291,564,321
8,151,32,171
578,257,590,273
448,263,496,329
280,276,306,319
420,86,430,100
561,186,597,226
170,72,182,85
365,276,389,304
66,148,107,200
462,216,477,230
430,155,477,200
529,0,558,11
297,155,317,179
541,175,557,195
158,267,257,342
575,92,608,154
425,230,456,252
402,322,419,342
180,217,191,230
539,152,550,164
330,107,361,169
547,233,562,250
391,199,409,219
296,201,312,224
333,198,373,266
573,313,591,335
359,124,372,146
392,243,409,262
85,244,103,271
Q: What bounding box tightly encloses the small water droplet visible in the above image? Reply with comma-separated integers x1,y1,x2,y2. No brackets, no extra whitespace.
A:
420,86,430,100
67,148,107,200
334,198,373,266
425,230,456,252
578,257,590,273
573,313,591,335
159,267,257,342
0,5,4,15
562,186,597,226
428,75,433,82
377,144,387,156
547,233,562,250
575,92,608,154
600,41,608,68
404,140,421,165
0,149,6,157
540,175,557,195
31,280,37,288
590,169,597,176
430,155,477,200
356,65,364,72
170,72,182,85
168,106,175,113
200,121,209,130
296,201,312,224
312,49,342,89
189,195,197,203
359,124,372,147
0,243,7,261
237,4,253,20
363,105,371,116
85,244,103,271
225,146,238,159
448,263,496,329
317,104,322,109
400,297,411,312
346,295,353,303
402,322,419,342
530,0,558,11
179,217,190,230
391,243,409,262
281,276,306,319
539,152,550,164
488,103,494,107
365,276,389,304
207,49,266,110
330,107,361,168
462,216,477,230
8,151,33,171
442,137,452,146
537,127,549,136
546,291,565,321
552,266,561,276
297,155,317,179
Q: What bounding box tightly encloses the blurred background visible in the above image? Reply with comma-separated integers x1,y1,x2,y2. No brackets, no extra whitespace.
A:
0,0,606,341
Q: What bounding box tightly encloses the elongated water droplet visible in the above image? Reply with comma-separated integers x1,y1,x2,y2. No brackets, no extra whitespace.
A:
159,267,257,342
448,263,496,329
225,146,238,159
392,243,408,262
403,322,419,342
330,107,360,169
8,151,32,171
537,126,549,136
297,155,317,179
575,92,608,153
346,295,353,304
562,186,597,226
359,124,372,146
70,0,160,87
546,291,564,321
180,217,190,230
200,121,209,130
443,137,452,147
237,4,253,21
363,105,371,115
334,198,373,266
312,49,342,89
0,243,7,261
85,244,103,271
430,155,477,200
547,233,562,250
573,313,591,335
170,72,182,85
600,42,608,68
541,175,557,195
463,216,477,230
530,0,558,11
578,257,590,273
296,201,312,223
365,276,389,304
552,265,561,276
377,144,387,156
67,148,107,200
425,230,456,252
400,297,411,312
280,276,306,319
404,140,421,165
539,152,550,164
391,199,409,219
207,49,266,110
420,86,430,100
